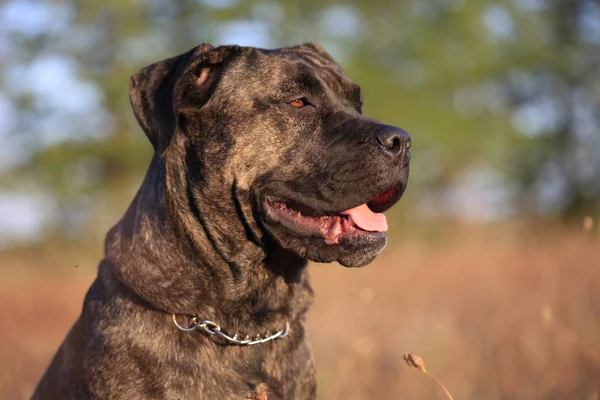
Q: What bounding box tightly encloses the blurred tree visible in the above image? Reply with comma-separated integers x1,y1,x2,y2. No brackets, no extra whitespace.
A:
0,0,598,245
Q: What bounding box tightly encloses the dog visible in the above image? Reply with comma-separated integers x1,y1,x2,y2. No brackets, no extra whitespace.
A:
32,42,410,399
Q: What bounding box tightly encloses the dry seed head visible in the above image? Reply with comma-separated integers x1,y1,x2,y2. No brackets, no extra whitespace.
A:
403,352,427,372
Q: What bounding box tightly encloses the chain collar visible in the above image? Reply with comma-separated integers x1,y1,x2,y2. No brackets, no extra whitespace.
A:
171,314,290,346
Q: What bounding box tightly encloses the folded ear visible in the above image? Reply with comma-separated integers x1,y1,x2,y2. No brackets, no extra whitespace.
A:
129,43,235,155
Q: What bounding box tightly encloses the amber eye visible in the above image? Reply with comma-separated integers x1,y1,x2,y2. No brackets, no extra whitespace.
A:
288,99,305,108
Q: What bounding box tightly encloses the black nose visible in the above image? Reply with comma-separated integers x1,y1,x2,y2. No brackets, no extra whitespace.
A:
375,127,411,163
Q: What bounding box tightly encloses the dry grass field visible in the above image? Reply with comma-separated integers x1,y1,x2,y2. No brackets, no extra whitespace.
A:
1,225,598,399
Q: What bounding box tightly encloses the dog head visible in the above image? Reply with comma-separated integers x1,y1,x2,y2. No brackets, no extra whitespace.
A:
129,43,410,268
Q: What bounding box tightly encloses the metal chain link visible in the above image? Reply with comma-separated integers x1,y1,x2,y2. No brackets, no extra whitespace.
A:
171,314,290,346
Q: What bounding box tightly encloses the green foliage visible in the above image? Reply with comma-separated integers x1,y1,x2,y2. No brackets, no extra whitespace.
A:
0,0,599,243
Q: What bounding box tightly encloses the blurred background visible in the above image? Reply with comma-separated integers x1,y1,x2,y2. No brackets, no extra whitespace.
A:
0,0,598,399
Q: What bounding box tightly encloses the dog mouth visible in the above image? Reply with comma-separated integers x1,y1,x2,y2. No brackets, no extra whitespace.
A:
263,184,403,245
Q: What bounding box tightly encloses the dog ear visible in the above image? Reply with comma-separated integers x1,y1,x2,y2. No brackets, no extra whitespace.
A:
129,43,235,155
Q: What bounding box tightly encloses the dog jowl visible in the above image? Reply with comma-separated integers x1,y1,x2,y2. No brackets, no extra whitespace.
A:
33,42,410,400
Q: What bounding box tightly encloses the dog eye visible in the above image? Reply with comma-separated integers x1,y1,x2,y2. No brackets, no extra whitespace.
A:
288,98,306,108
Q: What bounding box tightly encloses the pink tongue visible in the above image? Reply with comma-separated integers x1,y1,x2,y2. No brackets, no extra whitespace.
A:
340,204,388,232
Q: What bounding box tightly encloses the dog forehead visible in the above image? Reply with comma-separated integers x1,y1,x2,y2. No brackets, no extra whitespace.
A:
223,46,362,101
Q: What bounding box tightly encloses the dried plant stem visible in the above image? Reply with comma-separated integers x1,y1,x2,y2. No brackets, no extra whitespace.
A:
403,352,454,400
421,369,454,400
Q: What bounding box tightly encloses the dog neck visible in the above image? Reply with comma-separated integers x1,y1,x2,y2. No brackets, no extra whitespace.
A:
103,154,314,334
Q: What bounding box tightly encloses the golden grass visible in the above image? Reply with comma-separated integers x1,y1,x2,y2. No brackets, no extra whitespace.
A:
1,225,598,399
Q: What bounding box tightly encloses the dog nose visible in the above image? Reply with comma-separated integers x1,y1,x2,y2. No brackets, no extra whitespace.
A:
375,127,411,162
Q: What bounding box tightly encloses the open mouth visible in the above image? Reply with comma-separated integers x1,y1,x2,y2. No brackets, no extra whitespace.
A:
263,184,403,245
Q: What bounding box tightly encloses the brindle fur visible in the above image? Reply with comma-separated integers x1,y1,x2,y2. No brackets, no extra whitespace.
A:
32,43,409,399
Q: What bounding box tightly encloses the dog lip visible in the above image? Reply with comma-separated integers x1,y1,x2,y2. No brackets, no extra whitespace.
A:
262,180,405,217
265,197,339,217
259,175,406,243
366,182,404,213
261,197,381,245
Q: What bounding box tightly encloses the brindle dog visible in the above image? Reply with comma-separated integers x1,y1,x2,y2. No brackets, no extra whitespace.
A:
32,43,410,400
